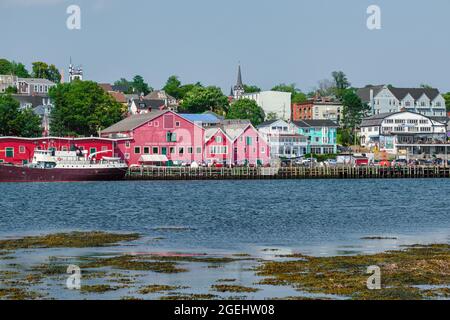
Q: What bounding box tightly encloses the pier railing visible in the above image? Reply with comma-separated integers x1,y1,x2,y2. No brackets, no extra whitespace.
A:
126,165,450,180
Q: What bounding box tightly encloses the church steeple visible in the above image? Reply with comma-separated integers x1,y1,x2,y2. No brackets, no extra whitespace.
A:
233,64,245,99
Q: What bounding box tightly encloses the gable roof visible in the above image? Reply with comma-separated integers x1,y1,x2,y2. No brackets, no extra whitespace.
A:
131,98,165,110
101,110,168,134
17,78,56,85
98,83,113,92
360,111,443,127
109,91,127,104
144,90,176,101
357,85,442,103
292,119,339,128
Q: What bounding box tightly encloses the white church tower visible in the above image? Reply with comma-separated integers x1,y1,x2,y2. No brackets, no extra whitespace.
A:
69,58,83,82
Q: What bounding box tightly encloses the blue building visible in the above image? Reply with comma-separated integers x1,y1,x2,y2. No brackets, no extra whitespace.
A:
291,120,338,154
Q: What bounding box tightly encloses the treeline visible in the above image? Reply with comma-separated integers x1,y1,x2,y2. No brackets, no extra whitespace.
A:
0,58,61,83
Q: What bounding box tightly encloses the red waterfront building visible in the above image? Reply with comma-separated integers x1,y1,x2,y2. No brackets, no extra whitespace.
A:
0,137,121,165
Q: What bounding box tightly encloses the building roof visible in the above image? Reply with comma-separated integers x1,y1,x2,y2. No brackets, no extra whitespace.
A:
17,78,56,85
257,120,279,128
144,90,176,102
356,85,385,103
292,119,339,128
179,113,220,124
101,110,168,134
357,85,442,103
360,111,447,127
131,98,166,110
98,83,113,92
109,91,127,104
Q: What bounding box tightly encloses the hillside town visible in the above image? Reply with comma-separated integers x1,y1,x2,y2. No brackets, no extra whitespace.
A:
1,59,450,168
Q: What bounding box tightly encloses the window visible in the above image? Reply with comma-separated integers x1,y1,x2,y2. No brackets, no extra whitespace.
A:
148,121,153,126
179,147,184,155
188,147,193,154
134,147,141,154
161,147,167,155
152,147,159,154
0,160,3,163
154,121,159,127
261,147,265,153
5,147,14,158
166,132,177,142
196,147,202,154
22,160,28,165
124,153,130,160
90,148,97,155
101,146,108,152
143,147,150,154
246,137,252,145
125,141,131,148
170,147,175,154
19,146,26,154
210,146,227,154
175,121,181,127
215,136,222,143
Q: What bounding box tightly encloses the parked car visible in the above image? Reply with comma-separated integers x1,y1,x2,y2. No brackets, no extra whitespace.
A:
323,159,337,166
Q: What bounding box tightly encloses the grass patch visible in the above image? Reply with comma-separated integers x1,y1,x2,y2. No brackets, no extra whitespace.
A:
138,285,186,294
212,285,259,293
256,244,450,300
0,232,140,250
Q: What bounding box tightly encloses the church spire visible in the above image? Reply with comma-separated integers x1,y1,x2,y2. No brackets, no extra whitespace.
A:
233,64,245,99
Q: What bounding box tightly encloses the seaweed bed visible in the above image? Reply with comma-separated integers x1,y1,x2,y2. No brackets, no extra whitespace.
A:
0,232,449,300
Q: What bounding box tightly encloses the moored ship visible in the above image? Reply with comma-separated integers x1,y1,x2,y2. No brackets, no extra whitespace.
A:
0,149,128,182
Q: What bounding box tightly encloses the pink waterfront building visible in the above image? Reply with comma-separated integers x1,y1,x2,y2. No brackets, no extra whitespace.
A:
101,111,270,166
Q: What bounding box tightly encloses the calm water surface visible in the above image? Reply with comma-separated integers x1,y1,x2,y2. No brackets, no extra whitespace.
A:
0,179,449,256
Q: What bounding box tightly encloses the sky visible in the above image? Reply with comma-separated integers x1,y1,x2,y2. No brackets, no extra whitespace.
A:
1,0,450,93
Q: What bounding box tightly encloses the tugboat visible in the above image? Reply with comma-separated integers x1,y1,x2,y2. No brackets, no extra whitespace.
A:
0,148,128,182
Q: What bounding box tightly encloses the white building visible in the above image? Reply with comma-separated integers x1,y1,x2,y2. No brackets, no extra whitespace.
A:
257,119,308,159
0,75,17,93
360,111,448,157
357,85,447,118
242,91,292,121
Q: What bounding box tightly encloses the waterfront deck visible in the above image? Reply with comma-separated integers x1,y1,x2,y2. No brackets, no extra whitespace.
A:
126,166,450,180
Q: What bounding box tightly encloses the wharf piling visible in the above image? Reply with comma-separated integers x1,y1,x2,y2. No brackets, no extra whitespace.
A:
125,166,450,180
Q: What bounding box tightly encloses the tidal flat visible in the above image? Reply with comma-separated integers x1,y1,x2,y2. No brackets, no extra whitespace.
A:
0,231,449,300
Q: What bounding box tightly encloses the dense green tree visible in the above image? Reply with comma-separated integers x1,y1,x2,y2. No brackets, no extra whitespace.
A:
10,61,30,78
163,75,202,100
0,59,30,77
0,94,41,137
132,75,152,95
32,61,61,83
243,84,261,94
331,71,350,98
0,59,12,74
226,99,265,126
271,83,307,104
443,92,450,112
341,89,370,145
4,86,17,94
49,81,124,136
180,86,229,115
114,75,152,95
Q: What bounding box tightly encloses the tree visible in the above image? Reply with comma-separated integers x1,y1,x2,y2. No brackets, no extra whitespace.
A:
243,84,261,94
341,89,370,145
179,86,229,115
10,61,30,78
0,94,41,137
163,75,202,100
114,75,152,95
32,61,61,83
271,83,307,104
227,99,265,126
49,81,124,136
0,59,12,74
0,59,30,77
163,75,182,99
443,92,450,112
132,75,152,95
331,71,350,98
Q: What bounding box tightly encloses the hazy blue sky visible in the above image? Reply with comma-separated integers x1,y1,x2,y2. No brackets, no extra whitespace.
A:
1,0,450,93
